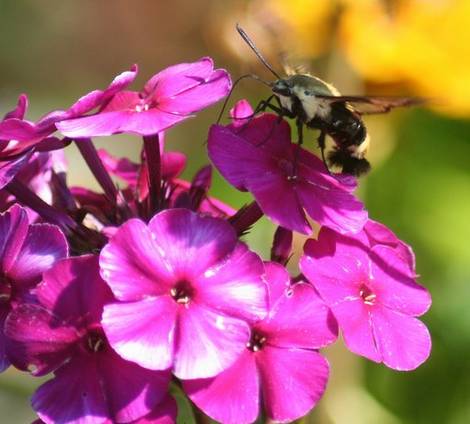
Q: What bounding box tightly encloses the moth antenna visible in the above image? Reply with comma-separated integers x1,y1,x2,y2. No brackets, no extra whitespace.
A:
216,73,272,124
236,24,282,80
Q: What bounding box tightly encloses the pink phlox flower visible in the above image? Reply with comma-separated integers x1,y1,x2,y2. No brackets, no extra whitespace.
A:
0,66,137,154
300,224,432,370
99,208,267,379
183,262,338,424
0,67,134,191
57,58,232,137
0,205,68,372
5,254,171,424
208,99,368,235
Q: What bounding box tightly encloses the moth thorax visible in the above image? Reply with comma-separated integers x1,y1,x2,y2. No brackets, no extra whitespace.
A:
278,95,293,112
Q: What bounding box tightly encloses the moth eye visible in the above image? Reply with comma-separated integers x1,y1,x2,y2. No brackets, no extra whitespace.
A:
304,90,311,96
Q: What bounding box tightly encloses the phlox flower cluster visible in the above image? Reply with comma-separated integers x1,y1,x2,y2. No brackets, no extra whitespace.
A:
0,53,431,424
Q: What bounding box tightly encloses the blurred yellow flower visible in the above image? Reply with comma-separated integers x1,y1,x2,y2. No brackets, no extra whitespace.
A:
340,0,470,117
263,0,336,57
254,0,470,117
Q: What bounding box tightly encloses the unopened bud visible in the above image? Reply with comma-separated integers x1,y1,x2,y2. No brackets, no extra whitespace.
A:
271,226,293,265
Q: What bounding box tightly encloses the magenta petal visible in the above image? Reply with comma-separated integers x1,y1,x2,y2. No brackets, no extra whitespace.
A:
102,296,176,371
7,223,68,288
0,204,29,268
148,209,238,279
365,220,416,274
184,350,259,424
100,90,140,112
207,124,275,190
249,175,312,235
98,148,139,185
100,218,174,300
229,110,293,158
3,94,28,120
260,282,338,349
0,119,41,143
370,246,431,316
146,57,215,98
257,346,329,422
0,308,10,372
300,252,365,305
33,356,108,424
263,262,291,309
159,69,231,114
296,173,367,235
37,65,138,129
174,302,250,379
0,150,33,190
131,395,177,424
5,304,78,376
58,109,189,137
68,65,138,118
195,243,267,322
365,219,412,247
161,151,186,179
37,255,112,324
56,111,128,138
371,307,431,370
331,299,381,362
97,347,171,423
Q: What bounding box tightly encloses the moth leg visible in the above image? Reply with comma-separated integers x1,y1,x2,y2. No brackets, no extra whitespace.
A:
232,95,275,123
235,95,280,136
291,118,304,177
251,103,285,147
317,130,333,175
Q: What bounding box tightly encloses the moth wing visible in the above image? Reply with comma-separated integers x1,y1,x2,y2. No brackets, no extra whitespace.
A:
315,95,425,115
279,52,311,76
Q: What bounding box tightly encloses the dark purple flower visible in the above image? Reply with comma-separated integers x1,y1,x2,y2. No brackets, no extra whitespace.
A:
183,262,337,423
0,151,66,220
98,147,186,188
208,100,368,235
0,205,68,372
300,225,432,370
99,208,267,379
5,255,170,423
170,167,236,218
57,58,232,137
0,150,34,191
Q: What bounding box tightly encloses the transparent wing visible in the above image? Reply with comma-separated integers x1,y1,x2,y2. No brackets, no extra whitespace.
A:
315,95,425,114
279,51,311,76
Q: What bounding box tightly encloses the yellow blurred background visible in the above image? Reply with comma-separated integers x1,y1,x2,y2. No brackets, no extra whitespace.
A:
1,1,469,423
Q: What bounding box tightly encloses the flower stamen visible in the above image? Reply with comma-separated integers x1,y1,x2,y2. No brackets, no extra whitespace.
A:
170,281,194,305
0,275,12,304
246,331,267,352
359,284,376,305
